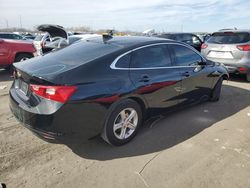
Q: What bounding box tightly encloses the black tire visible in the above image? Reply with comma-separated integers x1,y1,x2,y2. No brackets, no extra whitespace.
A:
210,77,223,102
14,53,33,63
102,99,142,146
6,53,33,74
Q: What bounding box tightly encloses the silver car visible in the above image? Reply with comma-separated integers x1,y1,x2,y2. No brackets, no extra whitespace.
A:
201,30,250,82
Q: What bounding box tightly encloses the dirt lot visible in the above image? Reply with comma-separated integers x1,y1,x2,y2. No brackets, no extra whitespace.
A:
0,69,250,188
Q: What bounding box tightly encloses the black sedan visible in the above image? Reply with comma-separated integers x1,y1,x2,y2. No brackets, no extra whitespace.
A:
9,36,228,146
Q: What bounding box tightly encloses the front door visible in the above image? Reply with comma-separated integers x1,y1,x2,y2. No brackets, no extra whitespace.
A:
170,44,215,105
129,44,182,112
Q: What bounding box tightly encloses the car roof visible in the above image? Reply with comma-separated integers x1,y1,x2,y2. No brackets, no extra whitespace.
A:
86,36,173,49
0,32,19,34
213,29,250,33
159,33,196,35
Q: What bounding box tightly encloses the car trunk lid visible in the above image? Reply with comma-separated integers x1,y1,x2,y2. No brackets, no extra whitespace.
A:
37,24,68,40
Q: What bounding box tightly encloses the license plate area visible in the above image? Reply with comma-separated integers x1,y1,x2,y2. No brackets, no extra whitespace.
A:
15,79,29,96
208,51,234,59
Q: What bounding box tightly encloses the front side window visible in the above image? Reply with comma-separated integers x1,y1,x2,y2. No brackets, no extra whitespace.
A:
172,44,202,66
131,45,172,68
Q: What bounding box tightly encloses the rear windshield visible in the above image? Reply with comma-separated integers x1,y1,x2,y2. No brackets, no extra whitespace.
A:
15,40,121,78
207,32,250,44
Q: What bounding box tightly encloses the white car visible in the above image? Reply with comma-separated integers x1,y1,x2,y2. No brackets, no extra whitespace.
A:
33,24,69,55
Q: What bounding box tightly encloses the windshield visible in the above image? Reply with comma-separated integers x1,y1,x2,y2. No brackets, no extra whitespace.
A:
207,32,250,44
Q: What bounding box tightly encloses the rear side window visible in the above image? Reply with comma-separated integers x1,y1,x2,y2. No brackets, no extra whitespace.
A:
116,54,130,68
131,45,172,68
172,44,202,66
208,32,250,44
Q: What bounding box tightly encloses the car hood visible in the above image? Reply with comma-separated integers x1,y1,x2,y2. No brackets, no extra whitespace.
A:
37,24,68,39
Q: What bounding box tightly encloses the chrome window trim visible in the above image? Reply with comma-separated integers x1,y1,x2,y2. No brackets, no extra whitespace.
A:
110,42,205,70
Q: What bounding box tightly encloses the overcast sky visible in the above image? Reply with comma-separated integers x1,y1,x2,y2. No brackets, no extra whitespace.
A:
0,0,249,32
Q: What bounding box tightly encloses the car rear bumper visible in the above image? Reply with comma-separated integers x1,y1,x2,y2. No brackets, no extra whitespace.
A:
205,58,250,74
9,87,109,143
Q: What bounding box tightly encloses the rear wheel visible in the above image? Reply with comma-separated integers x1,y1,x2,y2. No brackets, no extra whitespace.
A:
7,53,33,74
102,99,142,146
210,77,223,102
14,53,33,63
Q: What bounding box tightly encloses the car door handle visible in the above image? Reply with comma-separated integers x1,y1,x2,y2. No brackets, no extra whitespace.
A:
182,72,190,77
139,75,150,82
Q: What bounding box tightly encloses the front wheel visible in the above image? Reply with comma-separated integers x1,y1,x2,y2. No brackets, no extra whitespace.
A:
102,99,142,146
210,77,223,102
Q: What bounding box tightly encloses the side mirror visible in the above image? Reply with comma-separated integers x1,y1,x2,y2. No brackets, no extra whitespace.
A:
198,61,207,66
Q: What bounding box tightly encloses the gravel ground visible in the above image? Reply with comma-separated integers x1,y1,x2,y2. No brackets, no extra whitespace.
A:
0,69,250,188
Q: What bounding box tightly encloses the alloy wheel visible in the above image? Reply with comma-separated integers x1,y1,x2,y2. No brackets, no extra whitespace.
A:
113,108,138,140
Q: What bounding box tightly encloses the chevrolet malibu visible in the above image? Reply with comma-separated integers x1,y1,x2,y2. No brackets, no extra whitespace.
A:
9,36,228,146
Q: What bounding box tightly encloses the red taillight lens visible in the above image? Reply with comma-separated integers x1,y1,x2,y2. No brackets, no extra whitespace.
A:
201,43,208,49
238,67,247,72
237,44,250,51
30,85,77,103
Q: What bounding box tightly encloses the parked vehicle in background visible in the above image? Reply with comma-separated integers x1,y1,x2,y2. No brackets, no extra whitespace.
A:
0,38,37,71
156,33,203,51
33,24,68,55
22,33,36,40
201,30,250,82
0,32,25,40
46,33,101,50
69,34,100,43
9,36,228,146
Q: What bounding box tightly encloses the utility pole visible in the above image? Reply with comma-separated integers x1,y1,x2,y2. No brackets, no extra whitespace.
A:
4,18,8,28
19,15,22,28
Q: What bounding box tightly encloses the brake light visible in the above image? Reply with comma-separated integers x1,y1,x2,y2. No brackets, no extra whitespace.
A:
238,67,247,72
201,44,208,49
30,85,77,103
237,44,250,51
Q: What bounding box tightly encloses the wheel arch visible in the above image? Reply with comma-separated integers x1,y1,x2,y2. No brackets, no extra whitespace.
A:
222,73,229,80
15,52,34,61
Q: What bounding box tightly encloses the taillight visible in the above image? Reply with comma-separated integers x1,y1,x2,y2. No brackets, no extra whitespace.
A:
238,67,247,72
201,43,208,49
237,44,250,51
30,85,77,103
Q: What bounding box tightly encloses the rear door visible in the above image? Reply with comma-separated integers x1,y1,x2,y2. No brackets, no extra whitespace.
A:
170,44,215,105
129,44,182,111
